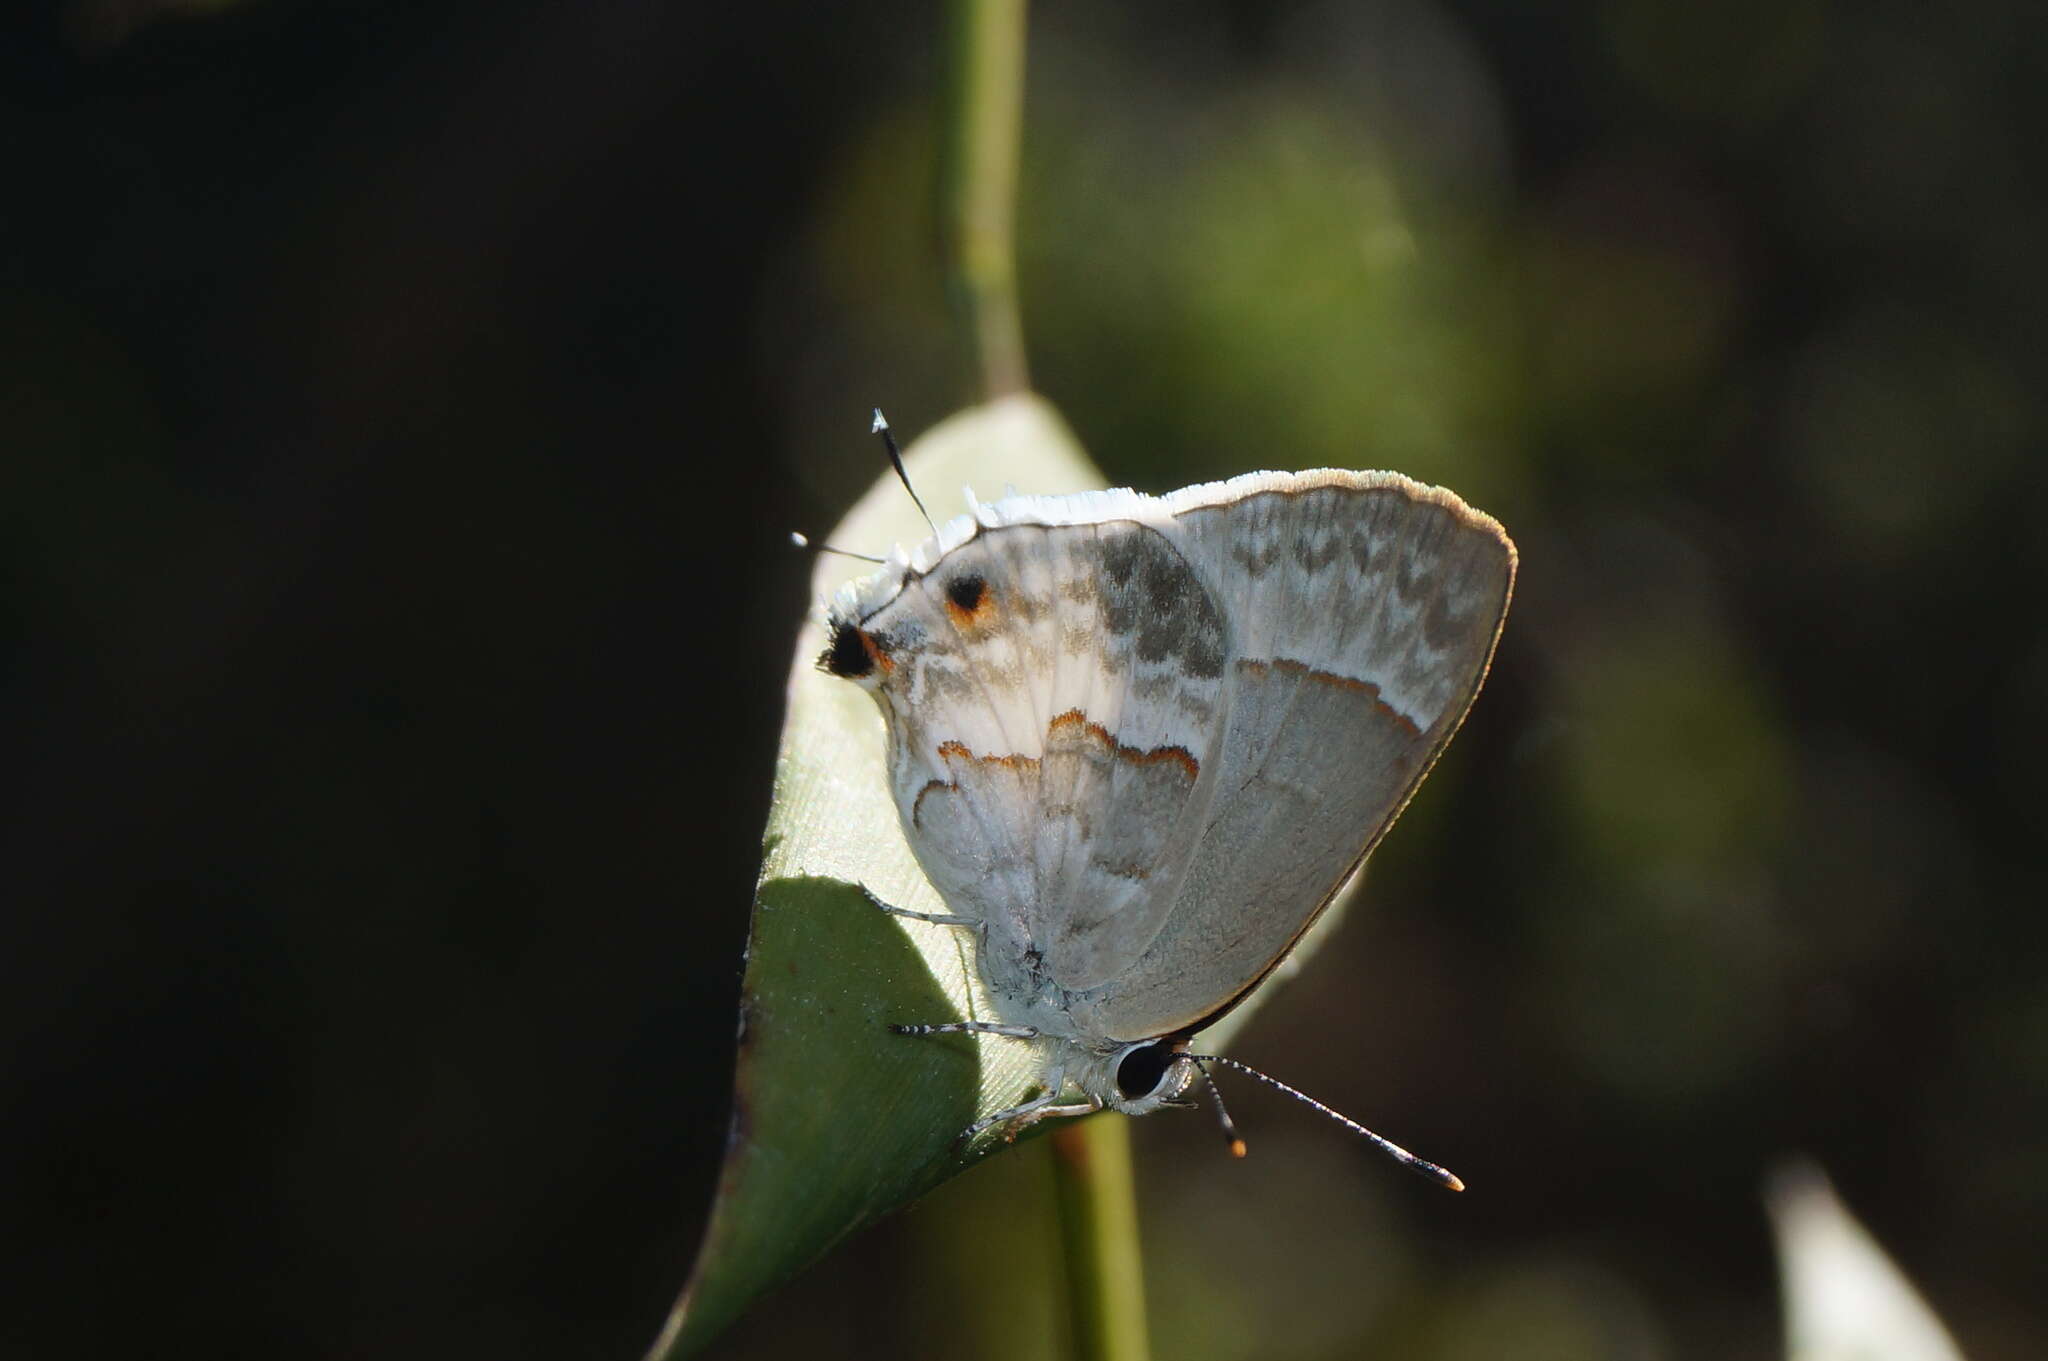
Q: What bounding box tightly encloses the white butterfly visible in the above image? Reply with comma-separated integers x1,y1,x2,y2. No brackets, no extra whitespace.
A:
820,462,1514,1178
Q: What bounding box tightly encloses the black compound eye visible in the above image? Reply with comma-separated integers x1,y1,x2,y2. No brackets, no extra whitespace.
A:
821,620,874,678
1115,1040,1179,1101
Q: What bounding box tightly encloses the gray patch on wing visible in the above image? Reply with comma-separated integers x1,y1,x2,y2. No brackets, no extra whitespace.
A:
1131,668,1215,728
1097,524,1226,678
1170,484,1512,732
1231,539,1283,576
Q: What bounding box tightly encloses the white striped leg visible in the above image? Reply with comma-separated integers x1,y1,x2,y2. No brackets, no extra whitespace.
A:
962,1092,1101,1145
889,1021,1039,1038
855,881,977,928
859,884,1022,1043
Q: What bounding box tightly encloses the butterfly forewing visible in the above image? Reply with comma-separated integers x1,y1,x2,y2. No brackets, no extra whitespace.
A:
1063,473,1514,1041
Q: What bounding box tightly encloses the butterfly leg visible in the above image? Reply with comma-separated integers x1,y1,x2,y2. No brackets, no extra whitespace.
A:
854,881,978,928
958,1090,1101,1148
859,883,1030,1041
889,1020,1039,1038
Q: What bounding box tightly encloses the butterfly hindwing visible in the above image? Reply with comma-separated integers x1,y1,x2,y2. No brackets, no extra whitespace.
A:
853,518,1231,1005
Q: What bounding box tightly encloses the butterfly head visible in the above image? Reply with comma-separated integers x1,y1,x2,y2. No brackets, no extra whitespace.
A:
1096,1036,1198,1115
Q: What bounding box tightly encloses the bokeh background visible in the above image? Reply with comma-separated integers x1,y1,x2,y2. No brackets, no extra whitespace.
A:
5,1,2044,1357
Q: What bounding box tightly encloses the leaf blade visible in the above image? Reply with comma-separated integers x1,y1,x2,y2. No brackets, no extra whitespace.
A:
653,396,1105,1357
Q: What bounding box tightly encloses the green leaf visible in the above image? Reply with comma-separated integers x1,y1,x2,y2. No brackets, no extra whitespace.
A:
651,395,1357,1357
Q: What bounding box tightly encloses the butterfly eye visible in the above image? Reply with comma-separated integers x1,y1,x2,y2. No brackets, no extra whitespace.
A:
820,620,876,679
1115,1039,1181,1101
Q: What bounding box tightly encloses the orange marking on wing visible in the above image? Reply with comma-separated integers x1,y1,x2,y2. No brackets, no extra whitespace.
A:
859,628,895,675
941,574,994,630
934,739,1038,772
1046,708,1201,781
911,778,949,827
1237,658,1422,737
914,741,1039,829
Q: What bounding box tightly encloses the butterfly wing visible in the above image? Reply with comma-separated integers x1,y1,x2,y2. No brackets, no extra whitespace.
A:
835,509,1233,1011
829,470,1513,1045
1061,471,1516,1042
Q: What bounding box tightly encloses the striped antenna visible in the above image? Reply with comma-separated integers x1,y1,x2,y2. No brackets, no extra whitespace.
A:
1189,1054,1464,1191
1190,1056,1248,1159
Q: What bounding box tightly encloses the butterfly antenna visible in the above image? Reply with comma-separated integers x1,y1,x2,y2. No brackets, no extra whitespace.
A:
1189,1054,1464,1191
1190,1056,1248,1158
871,408,936,538
788,530,886,565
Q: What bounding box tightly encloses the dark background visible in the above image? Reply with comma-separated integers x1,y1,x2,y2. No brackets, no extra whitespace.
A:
4,2,2043,1358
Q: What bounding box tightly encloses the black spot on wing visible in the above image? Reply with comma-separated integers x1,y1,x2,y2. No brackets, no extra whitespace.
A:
945,572,988,613
820,620,874,678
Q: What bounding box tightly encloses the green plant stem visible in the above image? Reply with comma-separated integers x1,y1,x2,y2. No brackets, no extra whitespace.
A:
944,8,1147,1359
1048,1119,1152,1361
945,0,1031,399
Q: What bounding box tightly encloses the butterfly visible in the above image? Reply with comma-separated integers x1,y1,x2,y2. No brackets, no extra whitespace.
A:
819,450,1514,1184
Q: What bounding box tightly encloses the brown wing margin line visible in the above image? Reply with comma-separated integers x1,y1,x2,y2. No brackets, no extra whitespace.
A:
1235,658,1423,739
913,714,1201,827
1045,709,1201,781
1173,568,1517,1041
933,739,1038,770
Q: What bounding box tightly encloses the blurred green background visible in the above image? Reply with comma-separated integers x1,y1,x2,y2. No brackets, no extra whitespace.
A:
4,1,2043,1358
